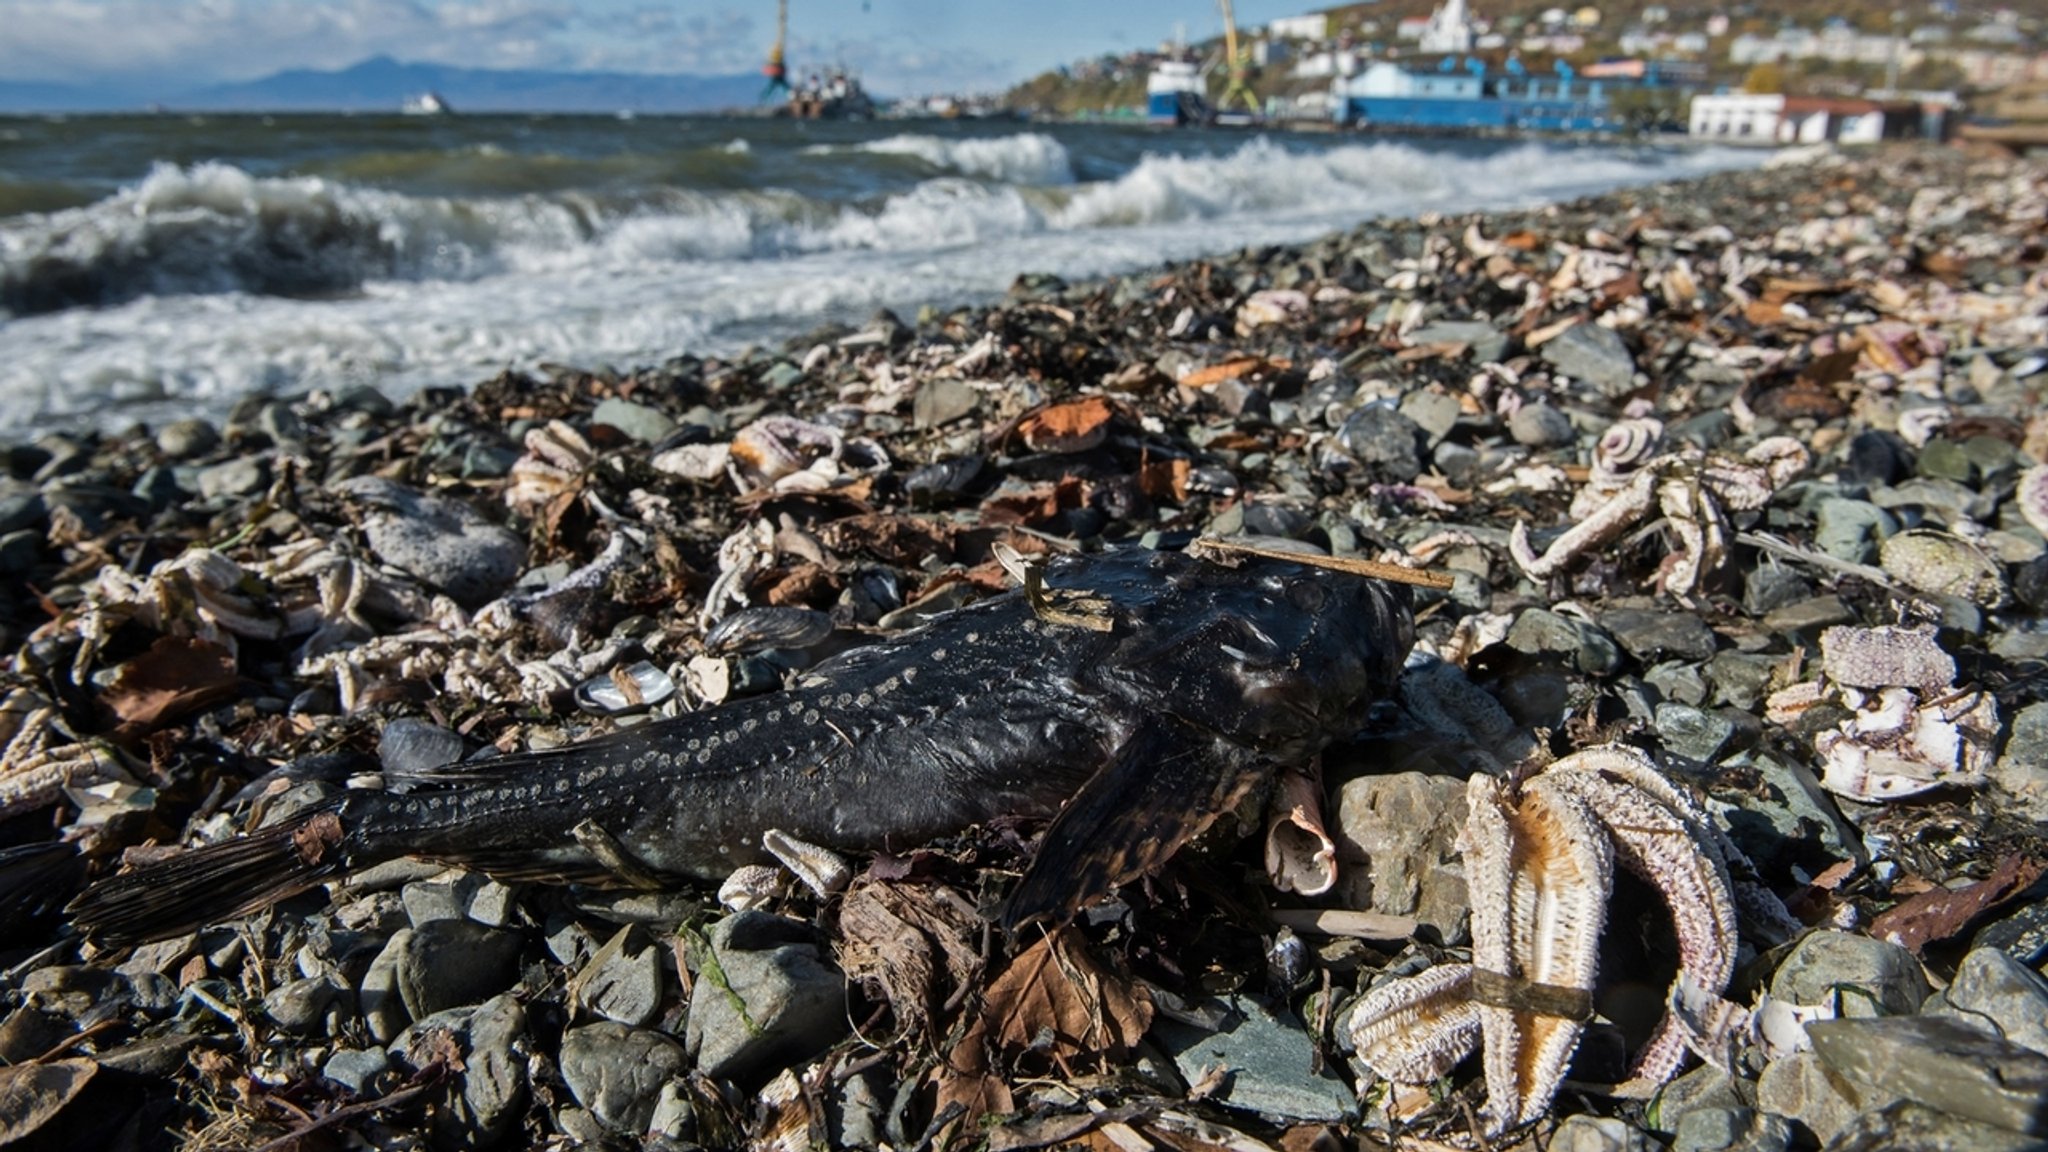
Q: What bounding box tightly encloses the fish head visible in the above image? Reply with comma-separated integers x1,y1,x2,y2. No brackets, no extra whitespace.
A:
1103,553,1415,753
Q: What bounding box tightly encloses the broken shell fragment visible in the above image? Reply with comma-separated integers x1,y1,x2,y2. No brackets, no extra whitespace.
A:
1816,685,1999,801
572,660,677,716
719,864,789,912
1263,766,1336,896
763,828,851,899
1590,417,1665,485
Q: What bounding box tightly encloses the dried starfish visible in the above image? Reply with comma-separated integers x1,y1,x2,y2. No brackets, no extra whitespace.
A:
1347,746,1764,1131
1509,437,1808,599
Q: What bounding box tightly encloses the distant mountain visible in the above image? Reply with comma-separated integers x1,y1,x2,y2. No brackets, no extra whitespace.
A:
0,56,765,114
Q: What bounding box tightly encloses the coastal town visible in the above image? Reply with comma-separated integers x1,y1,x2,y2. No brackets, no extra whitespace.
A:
1000,0,2048,146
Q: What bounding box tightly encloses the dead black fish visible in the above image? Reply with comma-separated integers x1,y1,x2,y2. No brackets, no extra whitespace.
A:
70,548,1413,944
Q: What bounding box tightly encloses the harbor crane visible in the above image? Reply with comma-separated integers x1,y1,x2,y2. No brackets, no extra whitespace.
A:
762,0,791,100
1215,0,1260,117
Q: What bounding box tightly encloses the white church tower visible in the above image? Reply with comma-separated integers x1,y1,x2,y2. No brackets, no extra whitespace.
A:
1419,0,1475,54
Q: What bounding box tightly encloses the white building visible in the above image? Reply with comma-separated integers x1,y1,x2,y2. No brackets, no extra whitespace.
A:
1690,92,1915,145
1420,0,1475,54
1688,92,1784,141
1268,14,1329,40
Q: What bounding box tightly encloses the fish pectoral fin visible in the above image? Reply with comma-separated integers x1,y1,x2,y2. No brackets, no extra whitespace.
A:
571,819,671,891
1000,720,1265,932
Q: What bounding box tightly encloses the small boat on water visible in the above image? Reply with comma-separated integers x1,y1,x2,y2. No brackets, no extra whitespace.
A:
401,91,453,116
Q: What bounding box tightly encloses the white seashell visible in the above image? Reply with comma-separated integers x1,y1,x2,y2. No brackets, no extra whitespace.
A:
1895,406,1951,448
1819,624,1955,691
1236,289,1310,332
1590,417,1665,485
764,829,851,899
573,660,677,715
1263,767,1336,896
650,442,731,481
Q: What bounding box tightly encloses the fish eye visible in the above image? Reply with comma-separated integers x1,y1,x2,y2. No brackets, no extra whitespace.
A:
1286,581,1327,613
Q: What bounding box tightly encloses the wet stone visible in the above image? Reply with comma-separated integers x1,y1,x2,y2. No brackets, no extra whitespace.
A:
684,911,847,1084
1938,946,2048,1058
572,926,665,1028
1841,429,1914,487
1671,1106,1792,1152
1813,498,1895,564
1151,993,1355,1122
1808,1014,2048,1135
1602,607,1718,664
1763,595,1856,639
0,530,38,575
1506,609,1622,676
1647,1065,1748,1135
1915,437,1976,484
1541,322,1637,396
1770,930,1930,1018
262,973,347,1035
1656,703,1736,763
392,994,529,1151
560,1021,688,1135
1707,652,1779,711
1408,319,1506,363
0,491,44,535
323,1047,391,1095
1335,405,1423,482
1507,402,1577,448
591,398,675,444
130,465,185,510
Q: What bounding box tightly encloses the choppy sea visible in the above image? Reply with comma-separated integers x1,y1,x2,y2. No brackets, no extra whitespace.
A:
0,114,1764,431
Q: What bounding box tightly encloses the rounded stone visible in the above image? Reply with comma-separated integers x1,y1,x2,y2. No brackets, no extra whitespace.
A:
559,1021,688,1134
1769,930,1931,1018
1507,402,1577,448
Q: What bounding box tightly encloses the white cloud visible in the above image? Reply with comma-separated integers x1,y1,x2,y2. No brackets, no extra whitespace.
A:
0,0,579,85
0,0,1013,93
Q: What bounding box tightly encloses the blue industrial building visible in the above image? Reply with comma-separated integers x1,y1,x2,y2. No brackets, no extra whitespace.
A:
1333,57,1702,133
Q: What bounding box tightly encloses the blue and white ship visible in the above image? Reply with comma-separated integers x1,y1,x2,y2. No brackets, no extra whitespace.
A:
1146,59,1210,126
1333,56,1700,133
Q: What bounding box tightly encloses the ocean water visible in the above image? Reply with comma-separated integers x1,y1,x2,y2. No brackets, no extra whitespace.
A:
0,114,1764,432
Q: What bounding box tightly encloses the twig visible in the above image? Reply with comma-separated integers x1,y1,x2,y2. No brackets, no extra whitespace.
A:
1736,531,1900,590
1193,537,1454,589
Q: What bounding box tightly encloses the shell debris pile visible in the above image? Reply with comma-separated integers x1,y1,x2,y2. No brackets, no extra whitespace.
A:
0,146,2046,1150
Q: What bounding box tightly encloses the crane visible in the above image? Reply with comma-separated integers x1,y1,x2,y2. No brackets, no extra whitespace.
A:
762,0,790,101
1215,0,1260,117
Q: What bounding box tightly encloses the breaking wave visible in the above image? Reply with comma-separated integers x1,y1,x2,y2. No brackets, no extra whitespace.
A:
1,138,1747,318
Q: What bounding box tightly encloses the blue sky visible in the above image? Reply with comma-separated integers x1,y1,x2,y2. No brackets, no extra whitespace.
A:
0,1,1317,95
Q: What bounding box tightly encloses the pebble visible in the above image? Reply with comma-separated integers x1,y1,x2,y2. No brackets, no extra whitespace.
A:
1655,703,1737,763
322,1047,391,1095
913,378,979,428
1602,607,1719,663
1823,1102,2045,1152
1936,946,2048,1058
1506,402,1577,448
1151,993,1356,1122
1546,1113,1653,1152
1540,322,1637,396
360,920,524,1043
1989,701,2048,823
1769,930,1931,1018
1335,405,1423,481
196,456,268,500
591,397,675,443
559,1021,688,1135
1331,772,1470,940
683,912,847,1084
155,418,220,460
1505,608,1622,676
392,994,529,1149
1754,1050,1872,1144
335,476,527,606
1669,1107,1792,1152
1813,497,1895,564
378,717,466,777
1808,1014,2048,1135
570,925,666,1028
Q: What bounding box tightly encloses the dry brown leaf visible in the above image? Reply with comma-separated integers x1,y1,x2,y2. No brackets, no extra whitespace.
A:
100,636,238,735
983,929,1153,1064
1870,855,2045,956
1179,357,1287,389
932,1021,1014,1145
1018,396,1116,454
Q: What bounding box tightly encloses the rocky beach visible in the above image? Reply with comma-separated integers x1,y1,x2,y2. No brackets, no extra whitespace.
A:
2,142,2046,1151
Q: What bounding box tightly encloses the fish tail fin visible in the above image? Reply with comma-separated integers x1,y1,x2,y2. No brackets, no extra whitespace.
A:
68,802,351,946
